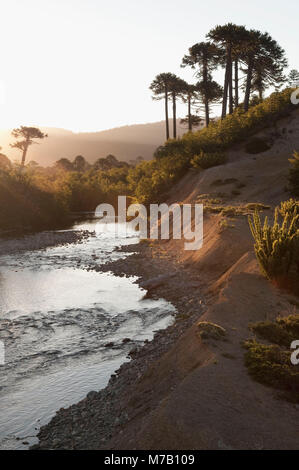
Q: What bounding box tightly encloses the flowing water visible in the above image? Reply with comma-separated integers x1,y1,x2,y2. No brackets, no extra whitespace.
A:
0,217,175,449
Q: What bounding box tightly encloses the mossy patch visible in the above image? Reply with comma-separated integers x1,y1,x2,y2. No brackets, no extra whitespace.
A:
249,315,299,348
244,340,299,402
197,321,226,341
244,314,299,403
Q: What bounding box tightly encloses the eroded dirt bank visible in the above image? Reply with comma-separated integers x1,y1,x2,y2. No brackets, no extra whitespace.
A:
35,119,299,450
34,241,206,449
35,235,299,450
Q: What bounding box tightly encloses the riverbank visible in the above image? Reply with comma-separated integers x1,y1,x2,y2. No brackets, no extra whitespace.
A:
0,220,178,450
0,229,91,256
35,225,299,450
35,128,299,449
34,240,206,449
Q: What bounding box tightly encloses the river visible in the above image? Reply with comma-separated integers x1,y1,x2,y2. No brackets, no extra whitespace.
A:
0,217,175,450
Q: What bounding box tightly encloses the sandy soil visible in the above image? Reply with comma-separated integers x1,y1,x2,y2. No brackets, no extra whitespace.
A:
35,108,299,450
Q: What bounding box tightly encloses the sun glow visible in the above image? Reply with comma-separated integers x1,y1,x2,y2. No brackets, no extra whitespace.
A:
0,0,298,133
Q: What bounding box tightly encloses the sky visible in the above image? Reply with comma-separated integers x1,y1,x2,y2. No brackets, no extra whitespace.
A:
0,0,298,132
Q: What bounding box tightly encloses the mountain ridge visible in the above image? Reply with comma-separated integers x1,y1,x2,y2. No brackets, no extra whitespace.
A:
0,119,195,166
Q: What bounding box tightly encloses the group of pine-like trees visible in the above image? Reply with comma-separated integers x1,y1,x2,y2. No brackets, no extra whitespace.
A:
150,23,289,140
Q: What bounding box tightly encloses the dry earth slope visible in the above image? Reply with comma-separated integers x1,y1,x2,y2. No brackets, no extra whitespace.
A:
36,108,299,450
104,107,299,450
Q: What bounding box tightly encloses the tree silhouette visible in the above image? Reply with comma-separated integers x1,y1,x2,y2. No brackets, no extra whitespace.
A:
179,82,197,131
150,73,177,140
180,114,203,131
250,58,286,100
195,80,223,125
182,42,223,126
288,69,299,87
169,75,188,138
240,30,287,111
55,158,73,171
207,24,249,117
10,126,47,167
73,155,87,172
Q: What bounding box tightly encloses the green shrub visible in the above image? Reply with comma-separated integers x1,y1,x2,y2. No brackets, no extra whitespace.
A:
128,152,189,205
0,169,68,231
157,88,295,159
249,315,299,348
245,137,271,154
190,151,226,169
289,151,299,197
131,89,296,205
245,314,299,402
248,200,299,295
244,339,299,402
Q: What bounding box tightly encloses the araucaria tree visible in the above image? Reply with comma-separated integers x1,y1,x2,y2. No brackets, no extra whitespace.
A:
150,73,178,140
151,24,288,140
168,75,186,138
195,80,223,125
207,24,248,118
181,42,222,126
287,69,299,87
179,82,201,131
240,30,287,111
10,126,48,166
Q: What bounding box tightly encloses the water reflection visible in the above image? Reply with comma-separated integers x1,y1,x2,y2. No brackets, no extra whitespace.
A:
0,218,174,449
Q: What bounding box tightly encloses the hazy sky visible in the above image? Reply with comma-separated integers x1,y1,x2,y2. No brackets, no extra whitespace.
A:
0,0,298,132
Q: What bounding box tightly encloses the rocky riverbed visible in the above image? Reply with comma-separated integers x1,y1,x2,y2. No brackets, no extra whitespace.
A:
0,230,91,256
34,241,205,449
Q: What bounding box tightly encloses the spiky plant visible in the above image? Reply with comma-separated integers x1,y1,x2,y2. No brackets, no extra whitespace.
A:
248,200,299,294
279,198,299,218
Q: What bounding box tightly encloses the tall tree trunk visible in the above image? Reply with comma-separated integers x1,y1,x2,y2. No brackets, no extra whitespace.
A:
244,58,253,112
164,88,169,140
257,71,263,100
229,58,233,114
222,44,231,119
204,99,210,127
234,60,239,107
172,92,176,139
203,57,210,126
188,95,192,132
21,141,29,167
259,88,263,100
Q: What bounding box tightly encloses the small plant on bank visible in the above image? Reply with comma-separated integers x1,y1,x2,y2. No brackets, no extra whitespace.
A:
249,314,299,348
248,200,299,295
244,314,299,403
244,203,270,211
244,340,299,403
190,151,226,169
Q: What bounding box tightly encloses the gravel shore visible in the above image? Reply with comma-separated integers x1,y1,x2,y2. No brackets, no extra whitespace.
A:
0,230,91,256
34,241,205,449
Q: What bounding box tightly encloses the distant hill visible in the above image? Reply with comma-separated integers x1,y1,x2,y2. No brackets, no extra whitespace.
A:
0,120,200,167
